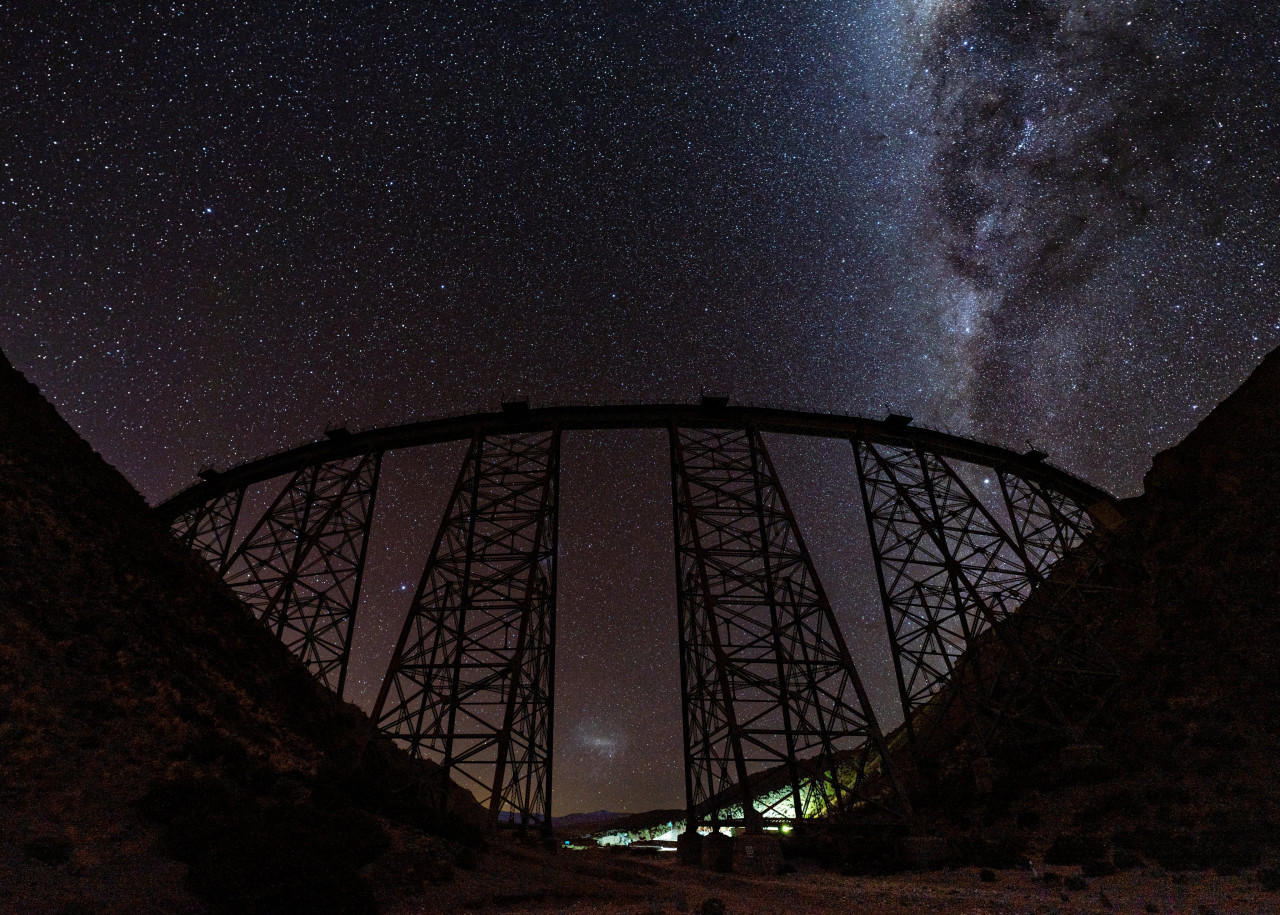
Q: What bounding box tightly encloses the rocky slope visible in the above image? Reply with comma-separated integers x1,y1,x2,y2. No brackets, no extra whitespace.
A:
820,347,1280,877
0,352,484,915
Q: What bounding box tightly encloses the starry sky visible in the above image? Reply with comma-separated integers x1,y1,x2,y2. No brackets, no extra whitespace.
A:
4,0,1279,815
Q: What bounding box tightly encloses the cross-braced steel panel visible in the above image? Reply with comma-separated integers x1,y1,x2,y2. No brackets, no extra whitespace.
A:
372,431,560,831
855,439,1111,757
855,442,1003,720
170,487,244,574
671,426,905,830
999,471,1093,577
221,453,381,698
988,472,1121,739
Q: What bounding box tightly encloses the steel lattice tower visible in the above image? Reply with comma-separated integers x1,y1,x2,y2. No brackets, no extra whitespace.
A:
219,453,382,698
372,430,560,831
670,425,907,830
854,438,1103,756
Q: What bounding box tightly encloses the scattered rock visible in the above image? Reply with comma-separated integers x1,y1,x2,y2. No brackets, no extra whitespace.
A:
1045,833,1108,867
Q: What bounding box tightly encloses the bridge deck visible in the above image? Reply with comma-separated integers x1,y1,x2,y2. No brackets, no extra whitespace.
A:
156,402,1111,517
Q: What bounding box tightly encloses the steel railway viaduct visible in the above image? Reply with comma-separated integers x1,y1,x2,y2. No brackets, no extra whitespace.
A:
157,400,1117,835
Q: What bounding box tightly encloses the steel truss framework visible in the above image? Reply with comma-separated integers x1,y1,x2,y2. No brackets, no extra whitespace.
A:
172,454,382,698
159,403,1114,830
853,440,1112,757
671,427,908,827
170,487,244,574
371,431,560,831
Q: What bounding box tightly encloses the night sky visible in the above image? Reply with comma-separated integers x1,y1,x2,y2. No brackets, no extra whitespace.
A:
4,1,1279,815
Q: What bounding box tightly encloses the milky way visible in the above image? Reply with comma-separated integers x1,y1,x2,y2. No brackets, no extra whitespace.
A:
911,0,1280,466
3,1,1277,813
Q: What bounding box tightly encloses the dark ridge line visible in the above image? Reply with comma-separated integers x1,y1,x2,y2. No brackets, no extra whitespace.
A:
154,402,1113,518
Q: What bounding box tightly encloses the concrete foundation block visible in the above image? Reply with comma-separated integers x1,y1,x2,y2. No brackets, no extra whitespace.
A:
676,831,703,866
733,833,784,875
701,831,734,873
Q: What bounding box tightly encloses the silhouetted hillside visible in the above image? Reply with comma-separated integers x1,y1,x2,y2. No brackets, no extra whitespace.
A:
0,352,485,914
821,347,1280,876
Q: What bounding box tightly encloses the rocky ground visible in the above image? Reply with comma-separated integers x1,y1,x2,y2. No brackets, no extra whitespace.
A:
396,837,1280,913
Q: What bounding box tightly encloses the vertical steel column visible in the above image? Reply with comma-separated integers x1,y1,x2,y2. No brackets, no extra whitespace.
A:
670,426,758,831
372,431,560,832
220,453,382,697
170,487,244,574
671,426,905,830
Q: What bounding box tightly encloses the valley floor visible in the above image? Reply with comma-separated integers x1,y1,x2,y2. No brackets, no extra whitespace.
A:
398,838,1279,914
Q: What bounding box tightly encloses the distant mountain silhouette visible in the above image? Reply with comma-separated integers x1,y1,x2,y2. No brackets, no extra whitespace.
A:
551,809,627,827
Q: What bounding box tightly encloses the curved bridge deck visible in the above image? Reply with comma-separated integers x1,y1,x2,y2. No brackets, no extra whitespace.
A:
157,401,1109,517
